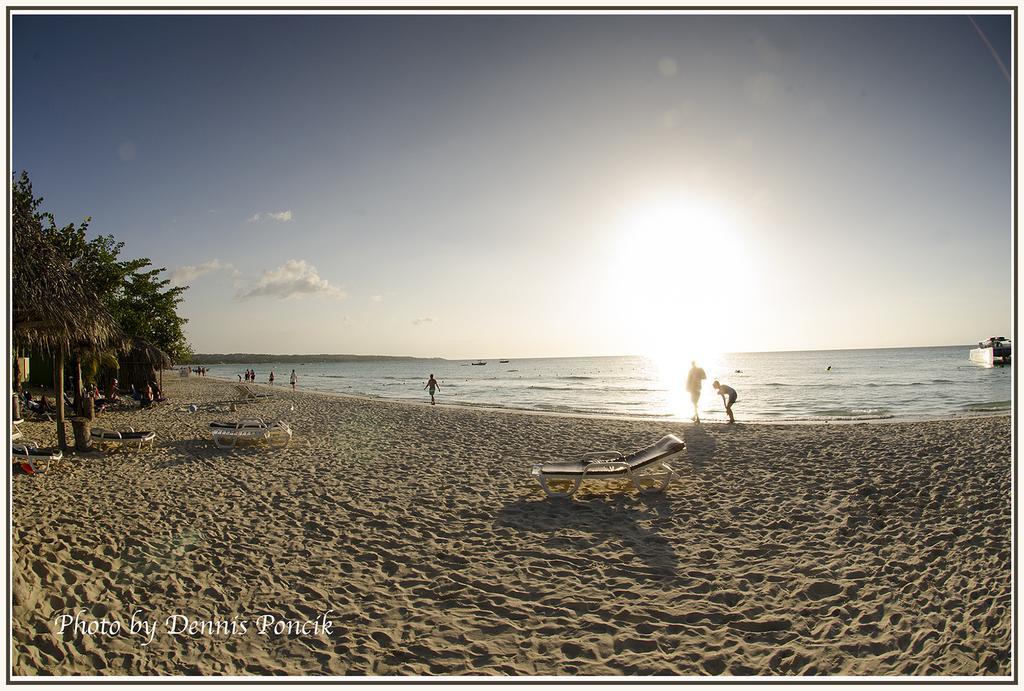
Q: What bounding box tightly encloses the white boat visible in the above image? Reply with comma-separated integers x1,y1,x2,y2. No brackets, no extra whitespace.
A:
970,336,1011,366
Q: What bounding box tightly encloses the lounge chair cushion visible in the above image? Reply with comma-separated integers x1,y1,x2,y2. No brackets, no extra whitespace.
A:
534,460,632,476
12,443,61,459
210,420,271,429
91,429,156,442
621,434,686,468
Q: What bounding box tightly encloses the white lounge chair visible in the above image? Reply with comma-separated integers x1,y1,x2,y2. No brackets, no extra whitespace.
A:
210,406,293,449
531,434,685,498
91,427,156,452
12,419,24,441
234,384,273,402
12,442,62,474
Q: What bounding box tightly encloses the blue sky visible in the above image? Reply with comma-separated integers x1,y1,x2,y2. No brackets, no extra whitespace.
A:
12,12,1013,359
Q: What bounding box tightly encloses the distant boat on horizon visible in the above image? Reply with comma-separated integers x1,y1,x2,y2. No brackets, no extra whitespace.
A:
471,361,487,366
499,360,509,363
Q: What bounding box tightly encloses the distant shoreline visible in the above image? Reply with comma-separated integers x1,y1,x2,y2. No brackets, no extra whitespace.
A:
186,343,988,365
187,353,449,364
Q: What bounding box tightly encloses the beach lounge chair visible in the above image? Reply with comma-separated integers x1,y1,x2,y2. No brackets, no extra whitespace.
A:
210,406,293,449
12,442,62,474
531,434,685,498
12,418,24,441
234,384,273,402
23,396,55,420
91,427,156,452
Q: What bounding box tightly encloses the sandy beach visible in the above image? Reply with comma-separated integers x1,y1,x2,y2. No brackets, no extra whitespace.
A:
10,376,1011,677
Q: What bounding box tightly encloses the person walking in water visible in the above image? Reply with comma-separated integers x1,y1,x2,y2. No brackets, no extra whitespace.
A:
713,380,738,424
290,369,297,389
424,374,441,405
686,360,707,423
269,371,275,386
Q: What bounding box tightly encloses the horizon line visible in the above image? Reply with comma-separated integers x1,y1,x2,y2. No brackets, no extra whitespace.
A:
189,342,992,361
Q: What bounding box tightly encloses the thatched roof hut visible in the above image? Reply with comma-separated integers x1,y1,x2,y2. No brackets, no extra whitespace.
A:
12,195,123,357
121,338,172,392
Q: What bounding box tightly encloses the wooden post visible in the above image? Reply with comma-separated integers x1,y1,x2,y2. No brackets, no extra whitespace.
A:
73,356,84,417
55,351,67,450
12,350,21,394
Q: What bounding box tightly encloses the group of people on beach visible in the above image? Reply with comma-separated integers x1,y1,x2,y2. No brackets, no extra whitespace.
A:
686,361,737,424
20,376,166,418
238,369,299,389
189,367,208,376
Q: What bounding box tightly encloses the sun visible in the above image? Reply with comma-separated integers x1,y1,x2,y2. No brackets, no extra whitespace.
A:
608,196,749,369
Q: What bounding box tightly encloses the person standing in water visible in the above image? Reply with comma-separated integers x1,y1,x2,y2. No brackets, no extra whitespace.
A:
424,374,441,405
685,361,707,423
713,380,738,424
269,371,275,386
290,369,298,389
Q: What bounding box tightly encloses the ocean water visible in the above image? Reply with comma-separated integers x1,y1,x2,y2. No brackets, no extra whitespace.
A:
200,346,1011,422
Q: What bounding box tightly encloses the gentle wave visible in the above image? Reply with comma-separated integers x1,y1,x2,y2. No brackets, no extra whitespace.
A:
527,385,661,394
961,400,1011,412
864,382,929,388
812,407,894,420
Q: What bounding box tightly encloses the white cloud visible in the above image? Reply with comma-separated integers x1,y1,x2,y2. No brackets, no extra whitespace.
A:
370,294,384,303
248,210,293,223
168,259,238,285
237,259,345,301
412,316,436,326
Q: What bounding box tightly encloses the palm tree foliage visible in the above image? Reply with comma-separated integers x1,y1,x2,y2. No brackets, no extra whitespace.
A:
12,172,192,411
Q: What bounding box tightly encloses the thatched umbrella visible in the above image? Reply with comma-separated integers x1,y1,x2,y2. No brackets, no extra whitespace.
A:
12,186,124,449
121,337,172,394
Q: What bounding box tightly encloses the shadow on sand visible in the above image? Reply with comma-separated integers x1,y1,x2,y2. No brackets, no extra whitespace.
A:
680,423,717,473
148,437,222,468
495,492,680,577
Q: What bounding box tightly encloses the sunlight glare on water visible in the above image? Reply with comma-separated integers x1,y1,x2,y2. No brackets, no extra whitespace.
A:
649,348,726,419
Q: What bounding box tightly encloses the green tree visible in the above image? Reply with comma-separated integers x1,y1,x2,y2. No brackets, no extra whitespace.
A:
19,175,192,361
115,268,191,362
12,172,192,403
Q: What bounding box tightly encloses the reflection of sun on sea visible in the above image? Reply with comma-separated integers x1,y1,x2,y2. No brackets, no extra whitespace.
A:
609,197,748,417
